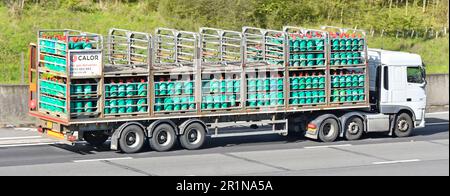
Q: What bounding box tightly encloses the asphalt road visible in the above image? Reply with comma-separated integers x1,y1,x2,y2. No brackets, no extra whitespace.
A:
0,112,448,176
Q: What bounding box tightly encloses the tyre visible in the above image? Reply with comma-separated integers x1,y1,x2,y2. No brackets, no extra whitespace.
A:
394,113,413,137
344,117,364,141
84,131,109,147
149,124,177,152
179,123,206,150
318,118,340,143
119,125,145,154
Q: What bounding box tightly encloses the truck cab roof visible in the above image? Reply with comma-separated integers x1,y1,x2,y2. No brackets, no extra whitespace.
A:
368,48,423,66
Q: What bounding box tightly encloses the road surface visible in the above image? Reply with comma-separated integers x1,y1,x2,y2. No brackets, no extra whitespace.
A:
0,112,448,176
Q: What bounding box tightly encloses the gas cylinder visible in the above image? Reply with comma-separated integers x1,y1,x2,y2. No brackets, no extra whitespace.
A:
277,74,284,91
167,80,175,95
315,33,324,51
164,98,174,111
347,52,354,65
293,54,300,67
299,35,307,52
233,79,240,93
118,80,126,97
292,74,299,90
227,76,234,93
138,79,147,96
126,99,135,113
175,81,183,95
256,78,264,92
118,99,126,113
277,92,284,105
340,52,347,65
173,97,181,111
316,53,325,66
189,96,196,110
312,72,319,89
137,98,147,112
333,53,341,65
346,34,352,51
126,79,136,97
307,53,315,66
306,34,315,51
339,33,346,51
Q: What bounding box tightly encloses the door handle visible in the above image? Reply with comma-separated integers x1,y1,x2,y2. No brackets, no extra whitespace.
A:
407,98,412,102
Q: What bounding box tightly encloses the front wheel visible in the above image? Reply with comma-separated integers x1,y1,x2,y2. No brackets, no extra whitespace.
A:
318,118,340,143
179,123,206,150
394,113,413,137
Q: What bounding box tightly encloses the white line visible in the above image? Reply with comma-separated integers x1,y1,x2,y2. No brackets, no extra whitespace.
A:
426,122,449,126
0,142,59,148
14,128,37,132
0,136,42,141
373,159,421,165
73,157,133,163
426,111,449,115
304,144,352,149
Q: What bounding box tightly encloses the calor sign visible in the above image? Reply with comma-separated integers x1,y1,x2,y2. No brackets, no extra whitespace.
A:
70,52,102,77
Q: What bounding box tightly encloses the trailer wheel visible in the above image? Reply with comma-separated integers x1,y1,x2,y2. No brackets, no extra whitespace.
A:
344,117,364,141
179,123,206,150
394,113,413,137
119,125,145,154
149,124,177,152
318,118,339,143
84,131,109,147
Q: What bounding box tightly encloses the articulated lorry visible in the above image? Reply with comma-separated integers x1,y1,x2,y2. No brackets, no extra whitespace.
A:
28,26,427,153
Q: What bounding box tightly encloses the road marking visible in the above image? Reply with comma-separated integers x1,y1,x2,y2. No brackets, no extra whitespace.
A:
0,136,42,141
73,157,133,163
14,128,37,132
426,111,449,115
372,159,421,165
304,144,352,149
426,122,449,126
0,142,60,148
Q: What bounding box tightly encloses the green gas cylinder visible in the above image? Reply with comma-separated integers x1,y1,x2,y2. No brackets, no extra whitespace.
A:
117,99,126,113
109,99,118,114
201,97,206,109
346,36,352,51
138,79,147,96
352,75,359,87
167,80,175,95
221,95,229,109
299,54,307,67
126,80,136,97
340,53,347,65
189,97,196,110
175,81,183,95
173,97,181,111
359,75,365,87
126,99,135,113
220,78,226,93
339,74,346,88
248,77,256,92
118,81,126,97
83,101,92,113
227,79,234,93
339,35,346,51
312,74,319,89
319,90,326,98
256,79,264,92
352,36,359,51
229,95,237,107
316,37,324,51
300,37,307,52
164,98,174,111
213,96,221,109
358,36,365,51
333,53,341,65
291,92,299,105
270,92,277,106
307,53,315,66
180,97,188,110
154,98,162,112
292,75,299,90
316,53,325,66
104,84,110,98
75,101,84,113
155,81,161,96
75,83,84,97
248,94,257,107
319,74,326,88
353,52,361,65
103,100,110,114
307,36,315,51
206,96,214,109
289,54,294,66
293,54,300,67
233,80,240,93
256,94,263,107
347,52,354,65
293,39,300,52
270,78,277,91
137,99,147,112
264,78,270,91
264,93,270,106
185,81,194,95
305,76,312,89
277,77,284,91
359,94,365,101
277,92,284,105
346,75,352,87
210,78,220,93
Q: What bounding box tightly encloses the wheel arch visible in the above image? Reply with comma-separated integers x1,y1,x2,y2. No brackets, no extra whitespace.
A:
110,122,147,151
305,113,341,140
179,119,208,135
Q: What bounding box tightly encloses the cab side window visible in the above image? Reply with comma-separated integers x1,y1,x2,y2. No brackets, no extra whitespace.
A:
407,67,424,84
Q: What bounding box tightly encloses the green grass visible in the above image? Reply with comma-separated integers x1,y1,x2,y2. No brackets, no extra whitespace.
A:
0,4,448,84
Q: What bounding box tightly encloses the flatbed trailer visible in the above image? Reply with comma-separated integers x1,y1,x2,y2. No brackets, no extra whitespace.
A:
28,26,427,153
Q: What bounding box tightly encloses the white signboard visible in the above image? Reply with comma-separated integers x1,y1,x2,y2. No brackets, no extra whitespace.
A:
70,51,102,77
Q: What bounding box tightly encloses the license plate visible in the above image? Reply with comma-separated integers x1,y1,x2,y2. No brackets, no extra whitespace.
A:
307,128,317,134
46,121,53,129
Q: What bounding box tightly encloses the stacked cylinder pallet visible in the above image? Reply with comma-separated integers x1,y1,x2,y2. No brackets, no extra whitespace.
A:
70,81,99,115
288,32,326,68
104,78,149,116
153,76,195,113
202,74,241,110
246,73,284,107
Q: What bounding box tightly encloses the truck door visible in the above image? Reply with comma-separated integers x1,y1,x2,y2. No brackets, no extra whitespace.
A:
405,66,427,121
